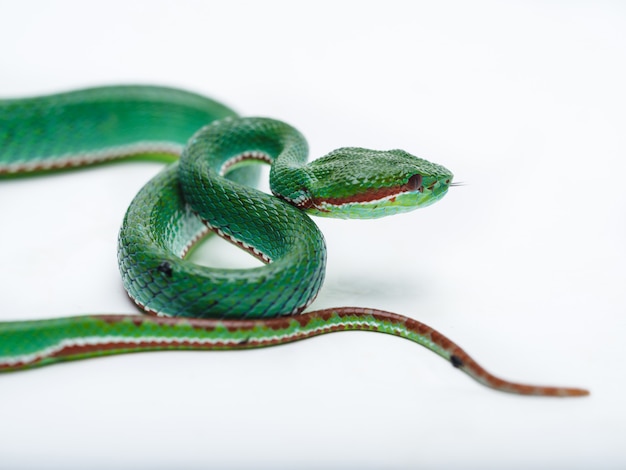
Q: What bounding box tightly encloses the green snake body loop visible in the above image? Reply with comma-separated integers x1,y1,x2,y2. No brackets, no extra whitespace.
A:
0,86,588,397
121,117,326,318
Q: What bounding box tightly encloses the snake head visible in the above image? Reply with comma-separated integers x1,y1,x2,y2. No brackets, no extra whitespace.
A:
297,148,453,219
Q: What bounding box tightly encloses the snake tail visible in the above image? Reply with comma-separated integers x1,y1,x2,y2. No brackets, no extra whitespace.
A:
0,308,588,396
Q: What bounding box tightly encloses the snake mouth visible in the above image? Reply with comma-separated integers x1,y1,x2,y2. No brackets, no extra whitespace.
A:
323,175,449,204
273,179,419,212
301,175,452,219
311,178,424,208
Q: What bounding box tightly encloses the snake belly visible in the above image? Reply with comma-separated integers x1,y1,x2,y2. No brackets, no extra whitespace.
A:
0,85,588,397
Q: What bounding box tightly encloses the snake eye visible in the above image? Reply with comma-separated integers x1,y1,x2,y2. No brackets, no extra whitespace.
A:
406,174,423,192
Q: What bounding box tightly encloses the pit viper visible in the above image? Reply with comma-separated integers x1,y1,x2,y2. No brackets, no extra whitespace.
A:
0,85,588,396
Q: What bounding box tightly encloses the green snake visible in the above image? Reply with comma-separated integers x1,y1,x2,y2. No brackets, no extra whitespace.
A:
0,85,588,396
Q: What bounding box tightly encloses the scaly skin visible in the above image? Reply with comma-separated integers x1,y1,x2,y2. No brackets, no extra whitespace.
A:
0,86,588,396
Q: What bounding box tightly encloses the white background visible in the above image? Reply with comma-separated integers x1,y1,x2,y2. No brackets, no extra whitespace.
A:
1,1,625,469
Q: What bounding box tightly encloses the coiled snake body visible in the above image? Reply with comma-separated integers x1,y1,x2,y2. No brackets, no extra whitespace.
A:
0,86,587,396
